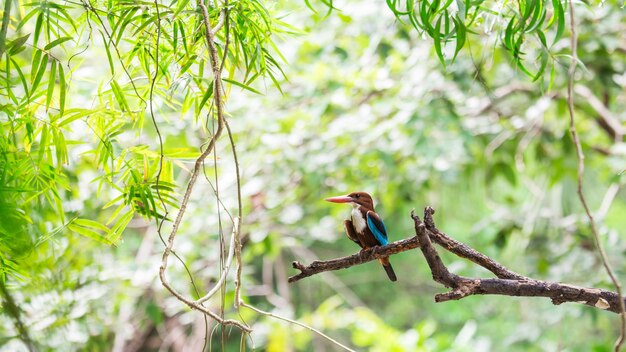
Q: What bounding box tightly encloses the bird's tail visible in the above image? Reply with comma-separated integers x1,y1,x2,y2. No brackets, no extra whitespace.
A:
379,257,397,282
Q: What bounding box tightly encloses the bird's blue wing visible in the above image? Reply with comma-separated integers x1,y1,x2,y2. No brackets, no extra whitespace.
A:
366,211,388,246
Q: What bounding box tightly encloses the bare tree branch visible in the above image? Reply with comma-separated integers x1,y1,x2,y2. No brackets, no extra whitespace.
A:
413,208,625,313
288,235,420,283
289,207,626,315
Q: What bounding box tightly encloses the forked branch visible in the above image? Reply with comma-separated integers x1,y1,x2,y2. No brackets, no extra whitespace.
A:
289,207,626,314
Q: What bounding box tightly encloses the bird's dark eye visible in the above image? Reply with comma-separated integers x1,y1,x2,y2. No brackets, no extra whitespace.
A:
355,194,360,198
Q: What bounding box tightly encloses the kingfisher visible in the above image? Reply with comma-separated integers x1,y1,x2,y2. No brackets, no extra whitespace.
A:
325,191,397,282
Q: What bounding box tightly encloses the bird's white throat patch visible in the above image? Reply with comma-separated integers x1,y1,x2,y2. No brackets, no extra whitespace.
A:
351,206,367,233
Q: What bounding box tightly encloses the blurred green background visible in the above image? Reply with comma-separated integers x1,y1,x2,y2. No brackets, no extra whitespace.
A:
1,0,625,351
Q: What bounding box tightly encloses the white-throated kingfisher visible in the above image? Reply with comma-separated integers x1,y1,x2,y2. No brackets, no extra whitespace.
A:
325,192,397,282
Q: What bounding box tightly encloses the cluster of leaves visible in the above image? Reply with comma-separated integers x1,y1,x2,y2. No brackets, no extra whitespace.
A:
384,0,567,80
0,0,292,347
0,0,290,276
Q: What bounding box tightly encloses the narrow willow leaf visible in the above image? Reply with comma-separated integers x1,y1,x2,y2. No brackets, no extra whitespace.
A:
103,195,125,211
73,218,111,233
44,36,73,50
552,0,565,44
100,31,115,75
31,54,48,94
58,64,66,116
516,57,534,77
32,49,42,79
33,12,43,46
110,80,130,111
418,0,431,33
108,210,134,243
304,0,318,13
222,78,263,95
173,0,190,17
16,9,39,31
179,55,198,75
172,20,178,52
10,58,29,96
68,223,114,245
503,17,516,50
115,7,139,45
38,125,49,164
195,81,215,114
522,0,535,21
433,16,446,67
8,34,31,55
527,5,547,33
146,191,158,220
131,13,157,36
48,3,78,31
58,108,98,127
55,129,68,166
266,68,284,95
452,16,466,61
46,60,57,111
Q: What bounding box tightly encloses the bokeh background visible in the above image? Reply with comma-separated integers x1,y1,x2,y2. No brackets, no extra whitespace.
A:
1,0,625,351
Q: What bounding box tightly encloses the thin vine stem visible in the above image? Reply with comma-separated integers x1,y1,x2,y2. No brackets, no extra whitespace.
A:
158,0,250,332
566,1,626,350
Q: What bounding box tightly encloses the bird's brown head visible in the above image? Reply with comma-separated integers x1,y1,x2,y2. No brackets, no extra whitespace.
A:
325,191,374,210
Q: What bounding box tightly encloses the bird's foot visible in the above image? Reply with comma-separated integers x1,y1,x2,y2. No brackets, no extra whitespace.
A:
358,248,368,261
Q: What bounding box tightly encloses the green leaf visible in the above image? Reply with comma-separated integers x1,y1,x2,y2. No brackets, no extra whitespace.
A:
31,54,48,94
9,58,29,96
222,78,263,95
8,34,31,55
73,218,111,233
68,223,114,245
108,210,133,243
58,108,99,127
58,64,66,116
110,80,130,111
33,12,43,46
433,16,446,67
46,60,57,111
44,36,73,50
100,31,115,75
37,125,49,164
452,16,466,62
551,0,565,44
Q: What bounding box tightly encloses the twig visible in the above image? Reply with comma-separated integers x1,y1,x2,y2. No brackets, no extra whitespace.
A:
196,225,236,304
566,1,626,350
288,235,420,283
211,9,227,36
240,303,356,352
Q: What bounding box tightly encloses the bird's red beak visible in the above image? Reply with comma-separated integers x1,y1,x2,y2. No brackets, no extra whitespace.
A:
325,195,353,203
